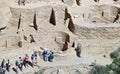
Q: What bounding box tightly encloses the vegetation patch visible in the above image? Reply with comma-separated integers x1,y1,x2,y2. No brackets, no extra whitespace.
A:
110,47,120,59
89,47,120,74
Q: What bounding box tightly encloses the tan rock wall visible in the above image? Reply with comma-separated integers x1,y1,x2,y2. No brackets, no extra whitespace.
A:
75,25,120,39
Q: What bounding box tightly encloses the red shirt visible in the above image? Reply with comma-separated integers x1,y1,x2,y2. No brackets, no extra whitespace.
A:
25,55,29,61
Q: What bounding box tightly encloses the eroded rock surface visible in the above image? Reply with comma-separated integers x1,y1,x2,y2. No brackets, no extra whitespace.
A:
0,0,120,74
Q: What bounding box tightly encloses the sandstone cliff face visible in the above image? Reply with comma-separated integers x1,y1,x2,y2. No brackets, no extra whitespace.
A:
0,0,120,74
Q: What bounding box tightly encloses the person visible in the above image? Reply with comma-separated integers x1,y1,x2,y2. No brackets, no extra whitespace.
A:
31,54,35,64
43,48,48,62
48,51,54,62
24,54,29,67
15,60,19,71
34,52,37,64
6,59,11,72
1,59,6,69
75,43,81,58
1,59,6,74
24,54,34,68
19,57,23,71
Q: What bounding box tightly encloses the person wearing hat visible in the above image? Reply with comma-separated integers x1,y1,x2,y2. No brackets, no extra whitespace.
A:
43,48,48,62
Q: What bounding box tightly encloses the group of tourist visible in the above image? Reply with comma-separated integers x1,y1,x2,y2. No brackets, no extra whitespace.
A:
43,48,54,62
15,54,34,72
0,42,81,74
0,54,33,74
0,48,54,74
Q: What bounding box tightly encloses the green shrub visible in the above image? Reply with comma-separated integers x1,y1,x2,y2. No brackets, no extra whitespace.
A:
110,47,120,59
112,59,120,66
89,48,120,74
89,64,109,74
111,59,120,73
